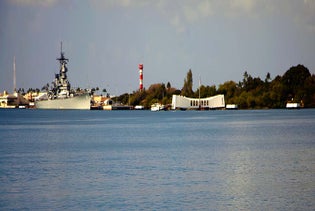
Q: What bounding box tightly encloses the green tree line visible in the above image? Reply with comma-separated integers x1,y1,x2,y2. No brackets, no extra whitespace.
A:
116,64,315,109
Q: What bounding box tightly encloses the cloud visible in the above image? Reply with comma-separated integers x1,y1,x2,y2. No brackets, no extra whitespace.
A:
13,0,314,33
231,0,255,12
170,14,186,33
90,0,148,9
154,0,258,32
262,0,315,32
182,1,212,23
301,0,315,32
166,0,315,33
10,0,58,7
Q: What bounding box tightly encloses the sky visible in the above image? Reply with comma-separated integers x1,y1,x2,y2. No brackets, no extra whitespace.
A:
1,0,315,95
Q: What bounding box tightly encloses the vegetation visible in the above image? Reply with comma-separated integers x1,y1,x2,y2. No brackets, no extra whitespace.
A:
19,64,315,109
116,64,315,109
116,83,179,108
181,69,194,97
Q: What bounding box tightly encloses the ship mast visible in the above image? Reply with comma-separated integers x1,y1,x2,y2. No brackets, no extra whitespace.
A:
57,41,69,64
199,74,201,109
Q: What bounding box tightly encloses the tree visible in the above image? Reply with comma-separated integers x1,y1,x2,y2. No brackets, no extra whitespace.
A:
167,82,171,90
147,83,166,100
265,72,271,83
91,88,96,95
117,93,129,105
129,90,147,107
217,81,239,104
102,88,107,96
18,88,25,94
303,75,315,107
282,64,311,102
114,64,315,109
181,69,194,97
196,85,216,98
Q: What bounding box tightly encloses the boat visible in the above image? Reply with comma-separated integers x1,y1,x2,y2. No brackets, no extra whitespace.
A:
134,105,144,110
226,104,238,110
286,102,300,109
151,103,165,111
35,43,91,110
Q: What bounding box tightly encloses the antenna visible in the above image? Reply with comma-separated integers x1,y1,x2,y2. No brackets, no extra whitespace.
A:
57,41,68,62
198,74,201,108
13,56,16,92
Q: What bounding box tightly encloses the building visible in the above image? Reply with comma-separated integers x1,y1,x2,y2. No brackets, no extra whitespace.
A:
0,91,29,108
171,94,225,110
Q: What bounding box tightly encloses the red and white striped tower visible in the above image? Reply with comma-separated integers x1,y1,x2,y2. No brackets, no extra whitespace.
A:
138,63,143,91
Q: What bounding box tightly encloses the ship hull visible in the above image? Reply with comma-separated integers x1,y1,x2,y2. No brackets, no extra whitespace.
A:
35,93,90,110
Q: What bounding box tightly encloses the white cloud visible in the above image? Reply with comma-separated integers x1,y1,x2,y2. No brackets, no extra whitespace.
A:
230,0,255,13
10,0,58,7
13,0,314,33
302,0,315,31
90,0,148,9
198,0,213,18
170,14,186,33
182,1,213,23
173,0,315,33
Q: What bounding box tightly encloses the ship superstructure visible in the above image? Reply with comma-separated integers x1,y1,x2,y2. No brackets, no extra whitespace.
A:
51,45,71,99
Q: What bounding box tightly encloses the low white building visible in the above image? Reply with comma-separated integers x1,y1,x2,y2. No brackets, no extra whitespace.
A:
171,94,225,110
0,91,29,108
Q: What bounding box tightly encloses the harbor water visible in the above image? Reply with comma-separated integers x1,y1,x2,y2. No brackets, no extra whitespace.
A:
0,109,314,210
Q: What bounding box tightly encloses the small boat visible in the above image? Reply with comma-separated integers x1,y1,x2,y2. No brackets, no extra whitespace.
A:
134,105,144,110
226,104,238,110
151,103,165,111
286,103,300,109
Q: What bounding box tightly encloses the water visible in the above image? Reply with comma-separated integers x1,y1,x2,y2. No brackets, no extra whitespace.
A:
0,109,314,210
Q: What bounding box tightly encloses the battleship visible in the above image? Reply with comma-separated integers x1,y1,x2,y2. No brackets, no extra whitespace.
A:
35,44,91,109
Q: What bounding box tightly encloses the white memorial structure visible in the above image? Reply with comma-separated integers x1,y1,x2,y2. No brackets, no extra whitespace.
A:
171,94,225,110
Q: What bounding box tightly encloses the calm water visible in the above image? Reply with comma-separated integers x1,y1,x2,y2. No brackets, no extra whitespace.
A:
0,109,314,210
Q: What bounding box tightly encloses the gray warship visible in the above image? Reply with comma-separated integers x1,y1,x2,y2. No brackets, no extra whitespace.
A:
35,44,91,109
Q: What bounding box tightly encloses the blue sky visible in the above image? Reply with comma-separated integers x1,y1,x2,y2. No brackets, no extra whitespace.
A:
1,0,315,95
